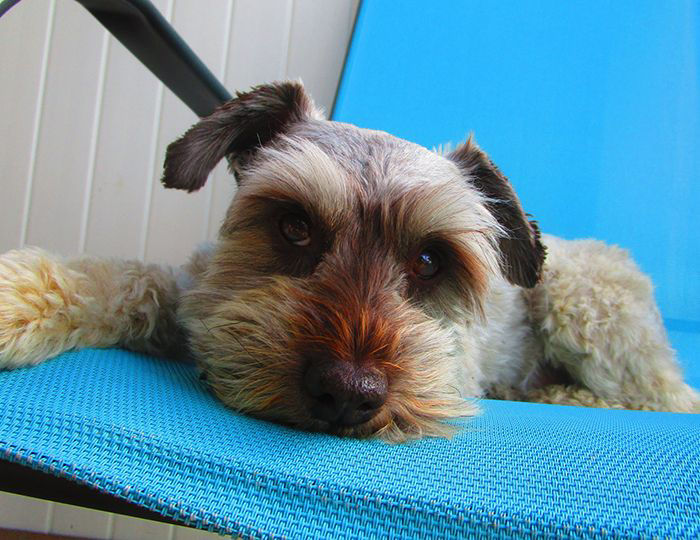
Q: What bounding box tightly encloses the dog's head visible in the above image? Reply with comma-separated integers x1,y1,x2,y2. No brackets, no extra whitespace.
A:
162,81,544,441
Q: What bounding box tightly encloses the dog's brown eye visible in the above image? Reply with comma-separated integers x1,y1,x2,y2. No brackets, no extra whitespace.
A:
279,214,311,246
413,250,440,279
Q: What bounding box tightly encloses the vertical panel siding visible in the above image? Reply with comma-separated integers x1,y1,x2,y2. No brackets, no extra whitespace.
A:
111,513,174,539
0,1,52,253
0,491,53,533
201,0,236,244
225,0,294,91
0,491,220,539
50,501,112,539
23,1,106,256
78,30,110,255
286,0,360,114
82,0,169,259
139,0,174,262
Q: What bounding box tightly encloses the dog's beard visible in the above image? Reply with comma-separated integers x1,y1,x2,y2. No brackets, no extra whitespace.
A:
181,276,478,442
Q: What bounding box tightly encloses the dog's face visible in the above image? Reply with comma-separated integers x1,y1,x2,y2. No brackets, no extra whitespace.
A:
162,82,544,441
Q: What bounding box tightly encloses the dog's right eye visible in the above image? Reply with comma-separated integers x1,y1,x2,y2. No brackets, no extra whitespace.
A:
412,249,441,280
279,214,311,246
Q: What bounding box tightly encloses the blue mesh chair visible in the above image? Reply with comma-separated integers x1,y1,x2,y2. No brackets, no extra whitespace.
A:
1,1,698,537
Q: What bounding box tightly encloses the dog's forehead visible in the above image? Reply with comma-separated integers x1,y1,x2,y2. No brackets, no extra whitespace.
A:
234,119,492,244
290,119,463,189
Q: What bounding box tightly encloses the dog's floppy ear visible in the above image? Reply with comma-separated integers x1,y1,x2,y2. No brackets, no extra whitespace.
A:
161,81,316,192
447,137,546,288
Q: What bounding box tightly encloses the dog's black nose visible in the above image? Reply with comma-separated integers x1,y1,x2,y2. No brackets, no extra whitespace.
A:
303,359,387,427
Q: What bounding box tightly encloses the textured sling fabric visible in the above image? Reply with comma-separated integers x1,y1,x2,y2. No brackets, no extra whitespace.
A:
0,348,698,538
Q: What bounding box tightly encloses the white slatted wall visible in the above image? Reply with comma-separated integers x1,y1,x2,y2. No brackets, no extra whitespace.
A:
0,0,357,536
0,490,223,539
0,0,358,266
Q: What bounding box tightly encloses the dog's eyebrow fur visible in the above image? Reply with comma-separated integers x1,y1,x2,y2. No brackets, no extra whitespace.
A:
233,137,352,230
381,179,503,248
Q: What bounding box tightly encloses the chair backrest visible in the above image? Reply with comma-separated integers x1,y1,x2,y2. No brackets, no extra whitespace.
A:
333,0,700,385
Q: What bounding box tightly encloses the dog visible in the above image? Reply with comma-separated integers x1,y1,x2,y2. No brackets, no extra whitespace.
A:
0,81,697,441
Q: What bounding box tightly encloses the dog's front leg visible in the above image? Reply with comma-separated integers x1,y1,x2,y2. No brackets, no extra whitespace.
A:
0,248,182,368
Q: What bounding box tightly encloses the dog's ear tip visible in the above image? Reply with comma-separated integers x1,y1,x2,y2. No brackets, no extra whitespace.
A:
161,137,209,192
503,242,545,288
238,79,311,108
512,221,547,288
160,166,204,193
160,172,206,193
160,175,184,191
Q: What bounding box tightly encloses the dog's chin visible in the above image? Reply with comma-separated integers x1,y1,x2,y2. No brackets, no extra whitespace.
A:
303,405,469,443
207,384,390,439
300,409,394,440
210,385,473,443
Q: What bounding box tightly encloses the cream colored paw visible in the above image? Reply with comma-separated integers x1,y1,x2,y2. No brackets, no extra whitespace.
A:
0,248,97,368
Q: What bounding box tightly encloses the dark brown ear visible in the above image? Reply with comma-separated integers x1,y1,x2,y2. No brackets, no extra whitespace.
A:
447,137,546,288
161,81,315,192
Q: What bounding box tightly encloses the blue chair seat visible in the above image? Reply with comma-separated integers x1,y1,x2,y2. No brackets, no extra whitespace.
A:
1,349,698,537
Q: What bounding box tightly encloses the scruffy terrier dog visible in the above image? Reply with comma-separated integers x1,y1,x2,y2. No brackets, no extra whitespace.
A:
0,82,697,441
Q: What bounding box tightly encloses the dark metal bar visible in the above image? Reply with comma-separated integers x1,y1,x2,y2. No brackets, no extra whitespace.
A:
0,0,21,18
75,0,231,117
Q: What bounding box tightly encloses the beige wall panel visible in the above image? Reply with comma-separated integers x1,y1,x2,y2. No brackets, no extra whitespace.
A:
286,0,359,114
226,0,293,91
171,524,222,539
142,0,233,265
0,1,51,252
111,513,174,539
0,491,52,533
82,0,168,259
23,1,105,256
50,501,111,539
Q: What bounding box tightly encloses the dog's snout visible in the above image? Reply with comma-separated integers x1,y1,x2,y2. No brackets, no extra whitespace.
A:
303,359,387,427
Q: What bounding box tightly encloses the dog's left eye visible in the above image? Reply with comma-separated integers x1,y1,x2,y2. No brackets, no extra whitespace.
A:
413,249,441,280
279,214,311,246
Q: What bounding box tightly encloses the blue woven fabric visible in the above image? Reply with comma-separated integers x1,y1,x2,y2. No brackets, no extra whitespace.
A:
0,349,698,538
